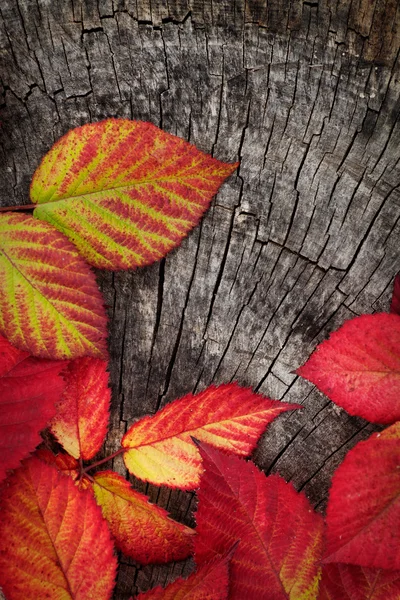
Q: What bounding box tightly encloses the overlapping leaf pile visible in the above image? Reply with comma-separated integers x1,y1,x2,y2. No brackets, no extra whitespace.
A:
0,120,399,600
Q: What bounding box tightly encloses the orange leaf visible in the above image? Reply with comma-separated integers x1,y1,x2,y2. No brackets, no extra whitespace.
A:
0,213,108,359
50,357,111,460
297,313,400,424
31,119,238,269
92,470,194,564
324,429,400,570
122,383,299,489
318,564,400,600
134,551,233,599
0,334,66,482
195,442,324,600
0,457,116,600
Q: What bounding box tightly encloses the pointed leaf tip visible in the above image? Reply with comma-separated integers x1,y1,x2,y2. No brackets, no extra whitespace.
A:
134,551,232,599
31,118,238,270
0,213,108,359
297,313,400,424
122,383,298,489
0,456,117,600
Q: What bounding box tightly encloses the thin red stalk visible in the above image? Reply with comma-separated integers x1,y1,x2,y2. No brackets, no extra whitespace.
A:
83,448,125,474
0,203,36,212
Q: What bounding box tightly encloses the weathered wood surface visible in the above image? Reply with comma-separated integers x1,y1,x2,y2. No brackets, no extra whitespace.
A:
0,0,399,597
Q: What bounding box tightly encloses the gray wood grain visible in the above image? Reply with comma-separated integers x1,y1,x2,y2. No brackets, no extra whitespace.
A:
0,0,399,597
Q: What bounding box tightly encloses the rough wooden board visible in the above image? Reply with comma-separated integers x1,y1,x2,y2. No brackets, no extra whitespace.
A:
0,0,399,598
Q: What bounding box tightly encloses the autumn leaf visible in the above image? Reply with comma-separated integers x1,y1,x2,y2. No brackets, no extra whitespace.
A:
0,213,108,359
133,551,233,599
0,457,116,600
92,470,194,564
122,383,299,489
0,334,66,482
318,563,400,600
31,119,238,270
194,442,324,600
391,272,400,315
35,448,80,477
50,357,110,460
297,313,400,424
323,426,400,570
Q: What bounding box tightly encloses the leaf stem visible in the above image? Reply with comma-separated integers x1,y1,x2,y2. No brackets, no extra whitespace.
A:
0,203,36,212
83,448,125,474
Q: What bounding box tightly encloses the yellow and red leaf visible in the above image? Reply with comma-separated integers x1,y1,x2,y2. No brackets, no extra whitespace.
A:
297,313,400,424
133,551,233,599
50,357,111,460
92,470,194,564
31,119,238,270
122,383,299,489
318,564,400,600
195,442,324,600
324,429,400,570
0,213,108,359
0,456,116,600
0,334,66,482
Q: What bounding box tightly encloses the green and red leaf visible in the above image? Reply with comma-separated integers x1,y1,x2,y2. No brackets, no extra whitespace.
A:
50,357,110,460
0,335,66,482
122,383,299,489
0,456,116,600
92,470,194,564
297,313,400,424
318,564,400,600
134,551,233,599
0,213,108,360
31,119,238,270
194,442,324,600
324,427,400,570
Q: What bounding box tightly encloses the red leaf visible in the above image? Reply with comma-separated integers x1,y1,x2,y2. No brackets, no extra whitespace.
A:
194,442,324,599
92,470,194,564
0,457,116,599
31,119,239,269
122,383,300,489
50,357,110,460
0,335,66,482
324,428,400,570
134,551,233,599
297,313,400,424
390,273,400,315
318,564,400,600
